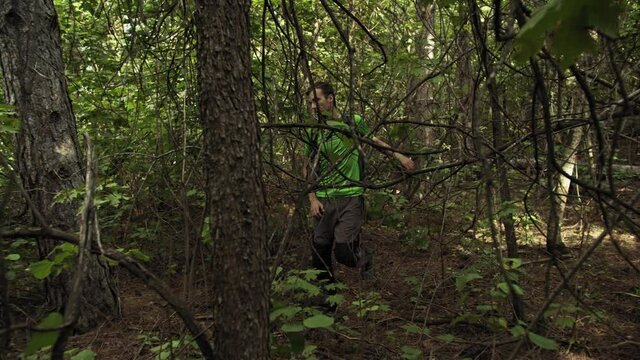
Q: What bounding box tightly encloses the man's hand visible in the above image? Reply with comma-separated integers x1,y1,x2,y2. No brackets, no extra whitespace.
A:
310,197,325,218
372,137,415,172
398,155,415,172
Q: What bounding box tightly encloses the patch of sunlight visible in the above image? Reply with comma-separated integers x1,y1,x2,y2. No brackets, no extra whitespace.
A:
54,138,75,159
557,353,595,360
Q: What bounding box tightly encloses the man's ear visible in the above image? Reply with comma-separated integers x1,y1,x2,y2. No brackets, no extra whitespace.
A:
328,94,334,105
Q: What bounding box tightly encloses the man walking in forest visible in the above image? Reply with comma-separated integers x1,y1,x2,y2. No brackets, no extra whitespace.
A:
303,82,415,299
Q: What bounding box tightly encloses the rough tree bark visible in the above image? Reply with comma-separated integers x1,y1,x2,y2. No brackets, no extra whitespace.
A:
195,0,270,359
0,0,119,331
0,233,7,354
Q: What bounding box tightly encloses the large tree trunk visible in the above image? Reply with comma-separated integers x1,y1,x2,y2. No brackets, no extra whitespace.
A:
0,234,8,354
195,1,270,359
0,0,119,331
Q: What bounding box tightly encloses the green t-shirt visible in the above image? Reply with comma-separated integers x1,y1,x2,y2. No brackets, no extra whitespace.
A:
304,114,370,198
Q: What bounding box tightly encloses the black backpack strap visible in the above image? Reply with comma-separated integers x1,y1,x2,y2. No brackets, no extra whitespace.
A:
307,128,321,181
342,113,366,181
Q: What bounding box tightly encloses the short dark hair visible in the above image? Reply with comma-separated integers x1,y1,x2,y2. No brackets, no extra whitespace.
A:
306,81,335,100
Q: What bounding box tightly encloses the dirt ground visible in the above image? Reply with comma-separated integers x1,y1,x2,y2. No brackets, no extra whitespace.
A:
7,196,640,359
60,222,640,359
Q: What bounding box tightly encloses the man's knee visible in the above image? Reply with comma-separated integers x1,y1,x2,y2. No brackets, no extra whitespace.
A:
311,242,332,267
334,242,358,267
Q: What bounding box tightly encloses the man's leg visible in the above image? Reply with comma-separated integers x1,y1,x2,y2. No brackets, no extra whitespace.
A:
310,198,339,312
311,198,337,283
334,196,372,277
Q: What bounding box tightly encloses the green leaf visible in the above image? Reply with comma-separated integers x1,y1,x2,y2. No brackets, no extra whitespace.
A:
476,304,497,313
455,272,482,292
528,332,559,350
25,312,64,355
5,253,20,261
10,239,29,248
510,325,526,337
551,25,596,68
303,314,334,329
586,0,623,37
29,260,54,280
281,322,304,333
401,324,430,335
436,334,456,343
302,344,317,357
400,346,423,360
285,276,321,296
53,251,74,265
554,316,576,329
269,305,301,321
497,282,523,295
326,294,345,306
514,0,562,62
0,116,20,134
57,243,78,253
487,317,508,331
401,324,421,333
71,349,96,360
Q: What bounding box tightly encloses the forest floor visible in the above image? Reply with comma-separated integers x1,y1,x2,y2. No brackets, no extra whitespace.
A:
58,207,640,360
8,193,640,359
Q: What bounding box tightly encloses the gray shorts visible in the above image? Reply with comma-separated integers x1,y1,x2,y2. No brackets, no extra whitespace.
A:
313,196,363,246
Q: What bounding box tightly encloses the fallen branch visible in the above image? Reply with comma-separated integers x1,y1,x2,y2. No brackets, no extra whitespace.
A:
0,227,214,360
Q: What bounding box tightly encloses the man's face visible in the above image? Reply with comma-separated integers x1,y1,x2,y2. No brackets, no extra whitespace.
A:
307,88,334,118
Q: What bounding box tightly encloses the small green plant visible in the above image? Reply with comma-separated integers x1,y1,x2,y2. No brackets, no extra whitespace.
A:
366,189,408,229
136,333,200,360
544,302,585,330
27,243,78,280
270,268,344,359
400,226,429,251
350,291,390,318
403,275,426,304
400,345,423,360
0,103,19,134
510,322,559,351
22,313,95,359
454,268,483,306
54,180,131,210
150,336,198,360
4,238,35,283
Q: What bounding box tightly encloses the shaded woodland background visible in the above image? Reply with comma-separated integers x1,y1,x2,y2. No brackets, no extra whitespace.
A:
1,0,639,359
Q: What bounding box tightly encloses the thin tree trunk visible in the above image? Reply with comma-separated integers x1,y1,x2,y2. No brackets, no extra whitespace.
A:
0,0,119,331
468,0,522,318
195,0,270,358
454,22,473,159
406,1,435,145
556,126,584,227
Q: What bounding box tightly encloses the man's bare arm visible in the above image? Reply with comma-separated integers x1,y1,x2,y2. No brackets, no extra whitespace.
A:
372,137,415,171
302,157,324,218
